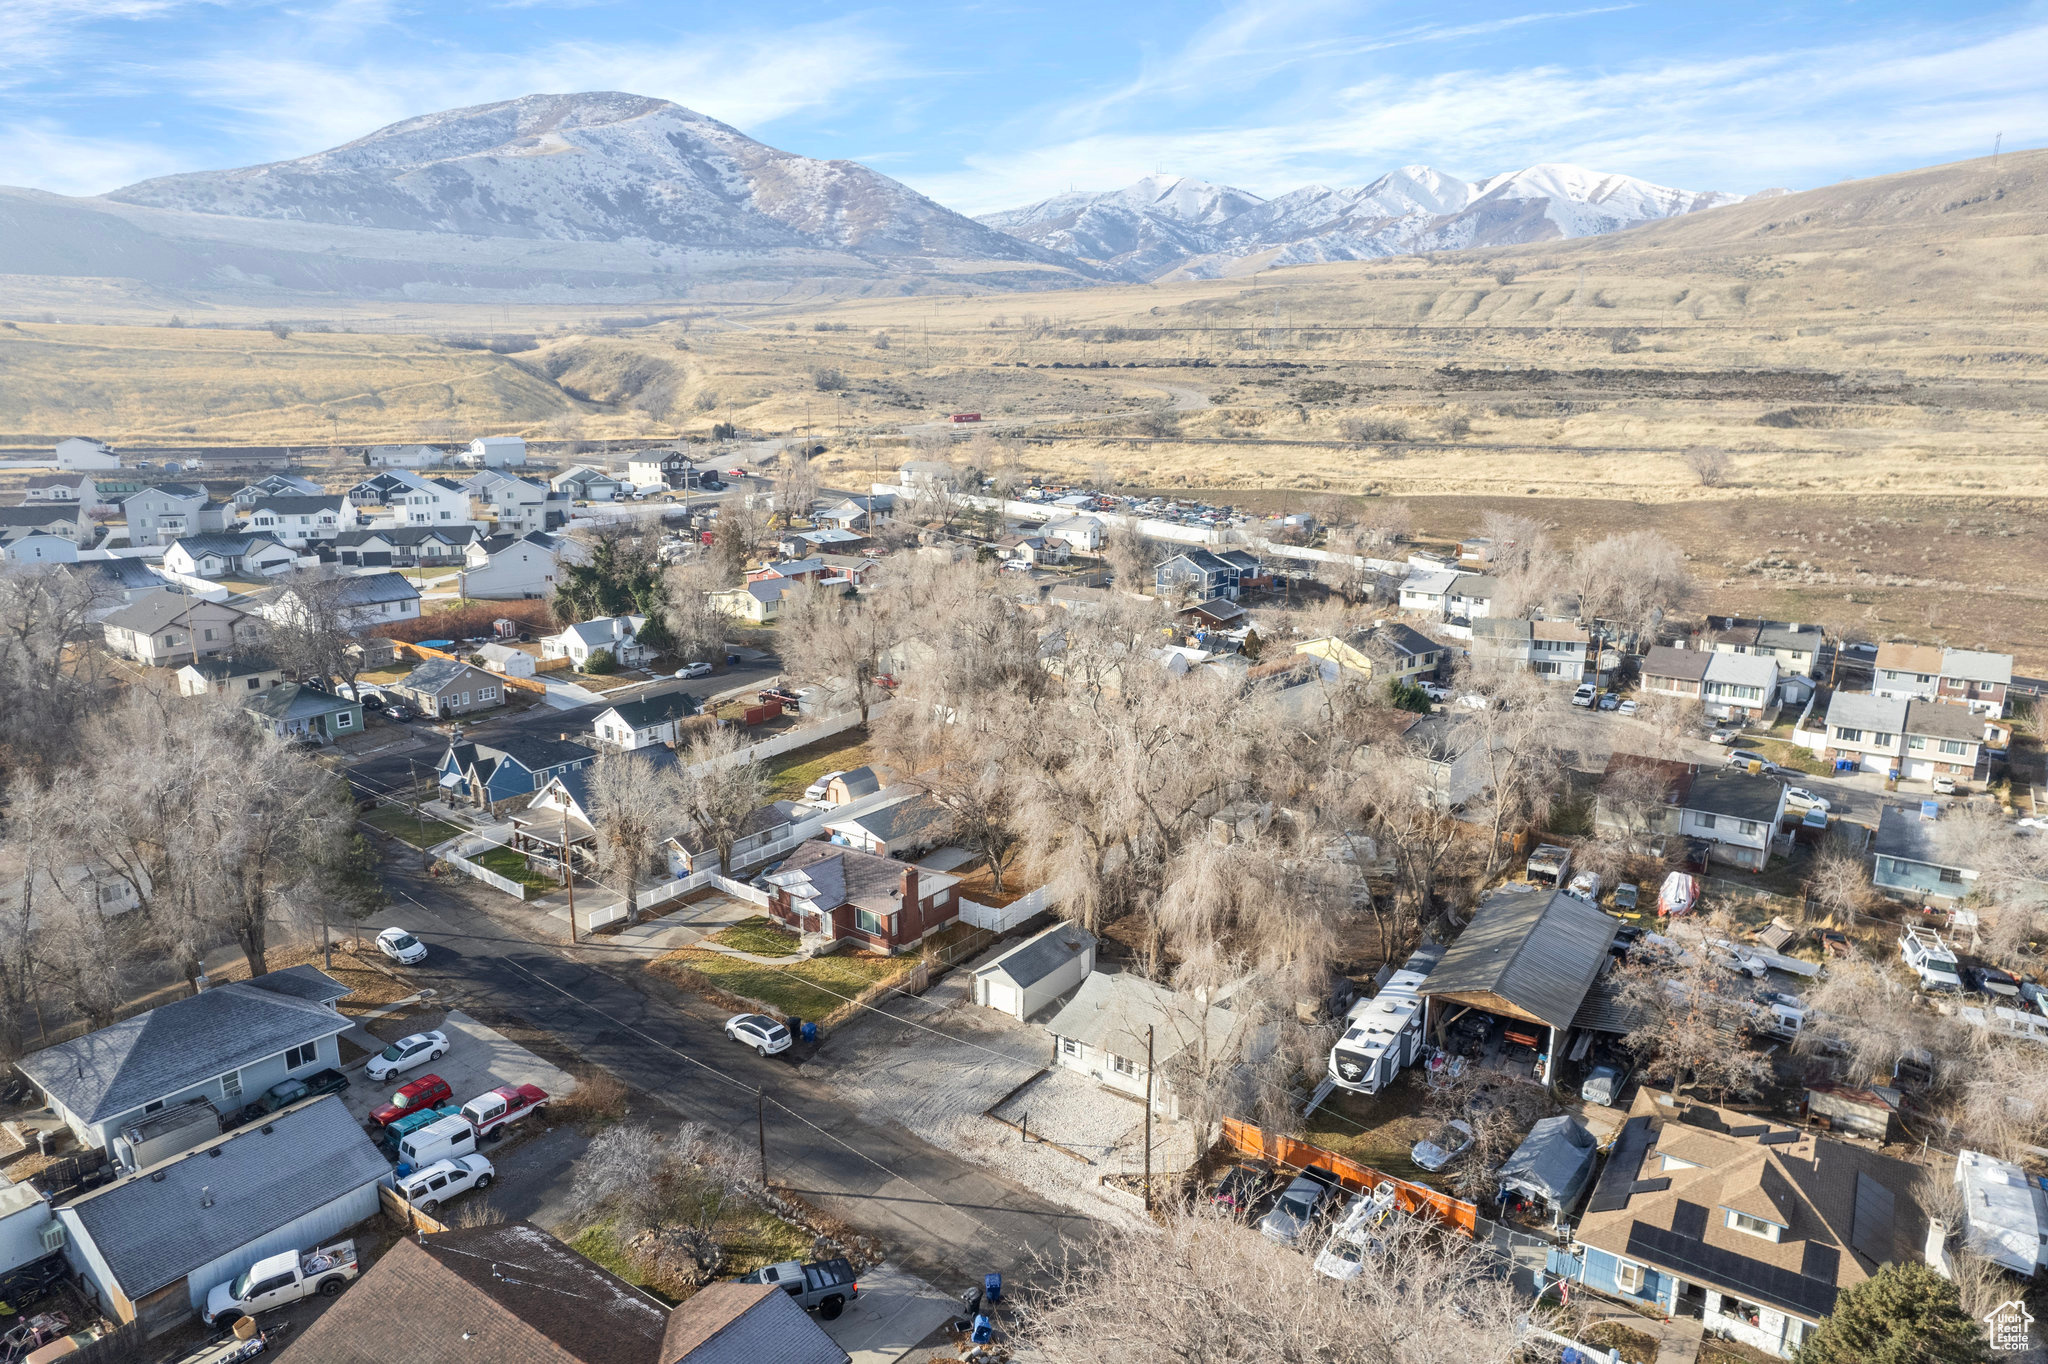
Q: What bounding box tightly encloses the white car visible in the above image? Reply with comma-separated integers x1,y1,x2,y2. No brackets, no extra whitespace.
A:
1455,694,1490,711
674,661,714,679
1617,699,1638,717
803,771,847,802
1410,1119,1474,1173
1570,683,1598,708
1783,787,1831,814
1566,871,1604,903
1711,947,1770,980
398,1155,494,1213
1418,682,1451,702
366,1030,449,1081
1932,776,1958,796
376,927,427,965
726,1013,793,1056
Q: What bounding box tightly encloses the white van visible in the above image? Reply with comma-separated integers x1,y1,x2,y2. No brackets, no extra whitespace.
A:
398,1114,477,1168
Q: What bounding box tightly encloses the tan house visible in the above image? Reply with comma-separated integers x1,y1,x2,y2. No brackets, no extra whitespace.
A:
101,590,255,667
1873,642,1945,701
1570,1089,1932,1360
1295,620,1443,685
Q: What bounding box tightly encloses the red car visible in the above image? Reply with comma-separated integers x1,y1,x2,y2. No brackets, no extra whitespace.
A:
460,1083,550,1139
371,1074,453,1127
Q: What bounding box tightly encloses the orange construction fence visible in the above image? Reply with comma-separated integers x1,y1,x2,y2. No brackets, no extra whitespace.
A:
1220,1117,1480,1237
392,640,552,695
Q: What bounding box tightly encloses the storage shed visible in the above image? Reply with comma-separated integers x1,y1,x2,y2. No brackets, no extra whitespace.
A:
973,923,1096,1021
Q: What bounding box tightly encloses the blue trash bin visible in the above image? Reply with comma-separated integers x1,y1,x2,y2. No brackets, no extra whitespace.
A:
802,1021,818,1043
971,1314,994,1345
984,1272,1002,1304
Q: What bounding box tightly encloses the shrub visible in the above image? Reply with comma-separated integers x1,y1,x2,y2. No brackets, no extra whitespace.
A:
1388,679,1433,714
811,367,847,392
583,648,619,675
267,321,291,340
555,1068,630,1127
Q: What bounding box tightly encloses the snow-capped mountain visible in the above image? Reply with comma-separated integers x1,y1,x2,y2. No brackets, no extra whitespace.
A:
0,92,1088,302
981,164,1746,279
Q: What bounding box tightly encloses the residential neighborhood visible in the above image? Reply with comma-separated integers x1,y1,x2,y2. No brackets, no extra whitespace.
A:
0,441,2042,1364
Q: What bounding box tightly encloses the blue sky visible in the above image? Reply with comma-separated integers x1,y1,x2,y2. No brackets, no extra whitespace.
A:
3,1,2043,210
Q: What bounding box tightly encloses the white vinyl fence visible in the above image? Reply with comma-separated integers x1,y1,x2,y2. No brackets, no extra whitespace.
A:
444,843,532,901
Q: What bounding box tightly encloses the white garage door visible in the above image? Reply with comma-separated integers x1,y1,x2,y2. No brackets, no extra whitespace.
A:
1904,759,1935,781
986,981,1019,1017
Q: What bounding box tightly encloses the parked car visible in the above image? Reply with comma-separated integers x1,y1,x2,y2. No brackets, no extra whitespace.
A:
365,1030,449,1082
1418,682,1451,702
1454,693,1490,710
335,682,382,703
397,1155,494,1213
1783,787,1831,814
1709,728,1740,745
1566,870,1603,903
1725,749,1782,775
203,1241,358,1327
382,703,416,722
1208,1163,1277,1216
1612,883,1640,913
1711,945,1770,980
1617,699,1638,717
1933,776,1960,795
727,1013,793,1056
803,771,847,802
398,1114,479,1170
1597,692,1620,711
385,1102,464,1145
1410,1120,1475,1172
675,661,714,679
1580,1063,1633,1107
1962,964,2021,1000
376,927,427,964
234,1070,349,1126
372,1073,454,1127
1258,1167,1338,1246
738,1258,860,1321
460,1084,549,1140
1570,684,1598,708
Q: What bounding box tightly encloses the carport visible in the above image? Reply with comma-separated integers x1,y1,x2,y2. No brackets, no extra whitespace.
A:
1418,886,1619,1087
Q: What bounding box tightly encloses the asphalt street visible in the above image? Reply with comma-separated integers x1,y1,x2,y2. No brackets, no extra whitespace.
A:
372,859,1093,1294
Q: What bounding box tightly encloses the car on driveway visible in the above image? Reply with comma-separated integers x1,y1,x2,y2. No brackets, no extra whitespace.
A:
1419,682,1450,703
1208,1163,1277,1217
1597,692,1620,711
1783,787,1831,813
726,1014,793,1056
1617,699,1638,717
1725,749,1782,775
372,1073,454,1127
1258,1166,1339,1246
398,1155,494,1213
1411,1119,1475,1172
376,927,427,964
1933,776,1960,796
365,1030,449,1082
382,703,416,722
674,661,714,679
460,1084,549,1140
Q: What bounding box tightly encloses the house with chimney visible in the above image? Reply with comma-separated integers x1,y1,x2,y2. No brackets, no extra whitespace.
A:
761,842,962,954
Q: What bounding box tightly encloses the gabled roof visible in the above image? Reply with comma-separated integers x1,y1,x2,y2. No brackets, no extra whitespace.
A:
662,1280,849,1364
243,683,357,723
285,1222,670,1364
74,557,168,592
1043,971,1238,1069
555,615,647,648
1704,651,1778,690
830,767,880,799
336,525,476,549
668,801,797,860
1683,768,1784,823
1939,648,2012,685
1872,804,1968,869
770,839,954,914
63,1095,388,1298
169,531,286,559
1400,568,1459,596
1470,616,1533,644
242,964,353,1006
102,589,247,635
447,735,597,776
1642,645,1711,683
1158,548,1234,574
1531,619,1589,643
397,657,493,695
129,481,208,501
321,572,421,606
247,495,345,516
1418,885,1617,1032
602,690,700,729
1181,597,1245,624
1824,691,1907,733
825,793,948,847
1447,572,1498,600
0,506,83,528
179,654,280,681
977,921,1096,992
758,558,825,578
1903,698,1983,743
18,969,350,1124
1875,641,1943,675
1370,620,1440,658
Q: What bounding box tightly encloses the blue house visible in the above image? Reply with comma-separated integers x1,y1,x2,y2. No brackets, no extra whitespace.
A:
1155,549,1252,602
1870,804,1977,905
439,735,597,811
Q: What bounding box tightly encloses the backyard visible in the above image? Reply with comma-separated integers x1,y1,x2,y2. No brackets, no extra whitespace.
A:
1298,1071,1448,1191
473,845,563,892
760,731,878,800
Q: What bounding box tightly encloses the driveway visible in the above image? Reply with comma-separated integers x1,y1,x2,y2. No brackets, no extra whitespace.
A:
343,1009,578,1125
819,1262,959,1364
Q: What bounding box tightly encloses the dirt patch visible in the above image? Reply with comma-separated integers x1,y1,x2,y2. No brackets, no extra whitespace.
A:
1583,1320,1661,1364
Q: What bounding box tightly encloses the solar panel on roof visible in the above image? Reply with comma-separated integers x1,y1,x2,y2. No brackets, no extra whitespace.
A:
1588,1116,1656,1214
1729,1123,1769,1137
1800,1242,1840,1283
1849,1172,1896,1264
1758,1130,1801,1146
1629,1178,1672,1194
1671,1201,1709,1239
1626,1223,1840,1321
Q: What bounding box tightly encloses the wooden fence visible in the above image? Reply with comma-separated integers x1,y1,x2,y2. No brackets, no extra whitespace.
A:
380,1183,448,1234
392,640,551,695
1220,1118,1480,1236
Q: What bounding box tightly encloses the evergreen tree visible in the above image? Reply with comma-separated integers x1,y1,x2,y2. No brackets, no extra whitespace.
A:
1796,1261,1988,1364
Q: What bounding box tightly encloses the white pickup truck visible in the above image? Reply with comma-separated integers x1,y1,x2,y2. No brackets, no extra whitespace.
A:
1899,925,1963,992
204,1241,358,1327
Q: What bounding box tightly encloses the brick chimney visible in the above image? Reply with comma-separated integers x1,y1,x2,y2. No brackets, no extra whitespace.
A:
900,865,919,918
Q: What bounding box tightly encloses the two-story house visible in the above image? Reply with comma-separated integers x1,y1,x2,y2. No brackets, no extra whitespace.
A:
346,473,413,508
1872,642,1943,701
1677,768,1786,871
1443,573,1498,624
361,469,473,528
1531,619,1594,682
625,450,704,489
0,503,94,547
460,531,582,601
1702,652,1779,722
101,590,256,667
1702,618,1826,678
23,473,97,504
1397,567,1459,617
1824,694,1988,781
1900,699,1987,783
229,474,320,509
1821,692,1908,775
460,470,558,536
1155,549,1246,602
242,495,359,547
763,842,962,955
1937,649,2012,717
439,736,597,811
591,691,700,750
466,435,526,467
1870,804,1977,906
17,966,354,1156
1468,616,1534,673
1041,514,1106,554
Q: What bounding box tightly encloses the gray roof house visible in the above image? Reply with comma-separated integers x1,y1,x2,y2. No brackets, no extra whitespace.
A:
387,657,507,717
17,967,352,1157
243,682,364,744
662,1280,850,1364
822,793,949,858
56,1094,390,1336
1044,971,1242,1117
1871,804,1979,905
973,922,1097,1021
101,590,255,667
1641,645,1712,698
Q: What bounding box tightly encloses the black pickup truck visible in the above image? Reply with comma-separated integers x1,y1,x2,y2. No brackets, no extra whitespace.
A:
228,1069,350,1128
737,1258,859,1320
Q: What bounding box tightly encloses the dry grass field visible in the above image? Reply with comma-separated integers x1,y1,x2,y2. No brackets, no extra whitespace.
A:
4,149,2046,657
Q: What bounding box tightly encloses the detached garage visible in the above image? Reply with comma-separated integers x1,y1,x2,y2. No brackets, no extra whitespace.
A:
57,1095,390,1337
973,922,1096,1022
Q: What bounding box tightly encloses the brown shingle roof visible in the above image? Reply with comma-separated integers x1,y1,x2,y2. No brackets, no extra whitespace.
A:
1875,641,1943,675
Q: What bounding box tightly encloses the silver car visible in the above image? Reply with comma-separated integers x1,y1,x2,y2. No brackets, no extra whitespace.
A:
1258,1168,1336,1246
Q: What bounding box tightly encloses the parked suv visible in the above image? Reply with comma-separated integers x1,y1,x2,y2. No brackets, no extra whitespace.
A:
738,1258,860,1320
398,1155,494,1213
1570,684,1598,708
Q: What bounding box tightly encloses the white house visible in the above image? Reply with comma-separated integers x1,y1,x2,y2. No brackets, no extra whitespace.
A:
466,435,527,467
462,470,557,536
710,580,794,623
0,534,79,565
550,465,624,502
163,533,296,580
460,531,582,601
365,443,444,468
475,641,537,678
1041,514,1105,553
1873,642,1944,702
123,483,217,546
0,504,93,547
23,473,96,503
973,922,1096,1021
256,572,421,631
543,615,652,669
1677,768,1787,872
229,474,320,508
1398,568,1459,617
592,691,700,750
361,469,474,528
1701,651,1779,722
242,495,360,547
1043,971,1241,1118
55,437,121,470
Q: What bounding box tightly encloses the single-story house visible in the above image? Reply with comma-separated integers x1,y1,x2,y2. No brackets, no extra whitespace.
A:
1416,885,1617,1086
973,922,1096,1021
388,657,506,718
762,842,962,955
817,495,894,532
475,641,537,678
1640,645,1712,702
1870,804,1978,906
255,571,421,631
438,736,596,810
665,800,801,877
176,654,284,697
1040,514,1106,554
822,792,949,858
242,683,364,744
543,614,653,669
0,532,81,564
1873,641,1944,701
593,690,701,750
333,525,476,568
710,580,795,623
1043,971,1241,1117
549,465,624,501
1295,620,1443,685
996,533,1068,567
281,1221,671,1364
1570,1089,1932,1359
101,590,256,667
1180,597,1246,630
16,966,352,1156
163,532,296,579
24,472,96,503
71,556,170,612
748,557,829,585
230,474,320,508
57,1095,390,1337
363,443,445,468
662,1280,851,1364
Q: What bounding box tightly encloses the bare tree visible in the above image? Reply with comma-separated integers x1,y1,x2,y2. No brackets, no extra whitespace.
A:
0,565,114,779
775,575,907,726
1460,673,1577,877
1617,917,1776,1102
676,727,768,875
1102,520,1160,594
1354,500,1413,550
773,449,821,530
1684,446,1732,487
1804,831,1874,928
659,560,734,661
710,497,772,581
586,750,686,918
1477,511,1557,618
260,571,368,694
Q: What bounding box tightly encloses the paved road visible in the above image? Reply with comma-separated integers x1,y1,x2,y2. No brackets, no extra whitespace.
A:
375,860,1093,1293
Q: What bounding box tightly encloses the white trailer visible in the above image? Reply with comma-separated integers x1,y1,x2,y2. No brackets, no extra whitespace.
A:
1326,968,1428,1095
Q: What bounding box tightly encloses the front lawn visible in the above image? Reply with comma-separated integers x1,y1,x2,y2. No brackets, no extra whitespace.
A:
707,916,802,957
473,845,561,892
358,803,464,848
1749,738,1829,776
653,945,901,1021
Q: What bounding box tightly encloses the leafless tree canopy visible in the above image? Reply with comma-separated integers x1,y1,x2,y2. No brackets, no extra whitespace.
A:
1684,446,1733,487
0,566,114,780
586,750,687,911
1617,913,1775,1102
675,726,768,875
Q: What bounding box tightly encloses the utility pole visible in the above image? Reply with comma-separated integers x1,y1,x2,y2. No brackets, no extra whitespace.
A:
1143,1025,1155,1213
561,802,577,945
757,1089,768,1185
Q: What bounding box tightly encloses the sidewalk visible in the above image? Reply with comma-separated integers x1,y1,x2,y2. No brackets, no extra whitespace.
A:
530,885,758,956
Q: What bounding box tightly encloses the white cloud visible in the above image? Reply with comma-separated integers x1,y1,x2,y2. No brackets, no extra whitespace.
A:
0,119,177,194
